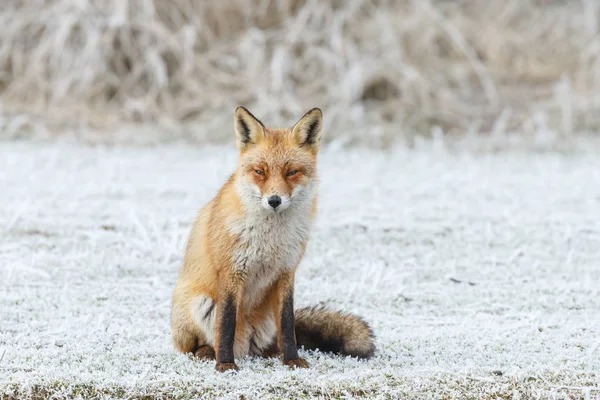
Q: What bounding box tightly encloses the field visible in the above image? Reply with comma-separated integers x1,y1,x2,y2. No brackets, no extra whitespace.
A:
1,141,599,399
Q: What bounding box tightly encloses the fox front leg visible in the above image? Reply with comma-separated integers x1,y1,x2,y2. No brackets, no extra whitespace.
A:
274,272,309,369
215,290,239,372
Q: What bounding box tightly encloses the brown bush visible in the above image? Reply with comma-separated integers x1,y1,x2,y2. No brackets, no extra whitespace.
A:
0,0,598,146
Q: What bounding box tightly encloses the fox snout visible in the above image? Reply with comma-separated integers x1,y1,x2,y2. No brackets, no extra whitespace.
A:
262,194,290,212
267,196,281,208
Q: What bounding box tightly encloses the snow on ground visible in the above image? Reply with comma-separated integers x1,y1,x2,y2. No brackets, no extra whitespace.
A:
1,142,599,399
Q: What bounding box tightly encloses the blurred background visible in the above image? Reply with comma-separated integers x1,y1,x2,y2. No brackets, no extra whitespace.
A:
0,0,599,147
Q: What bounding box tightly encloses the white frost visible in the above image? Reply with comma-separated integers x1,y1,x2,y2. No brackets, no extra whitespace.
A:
0,142,599,399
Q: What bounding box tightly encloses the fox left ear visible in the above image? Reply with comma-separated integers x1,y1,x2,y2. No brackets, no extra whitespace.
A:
291,108,323,152
235,106,265,151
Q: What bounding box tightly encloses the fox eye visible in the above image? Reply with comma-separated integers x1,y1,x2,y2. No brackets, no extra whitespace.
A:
254,169,264,175
286,170,299,177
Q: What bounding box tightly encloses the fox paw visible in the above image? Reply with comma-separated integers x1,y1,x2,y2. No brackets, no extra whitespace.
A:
282,358,310,369
194,345,215,361
259,342,280,359
215,362,239,373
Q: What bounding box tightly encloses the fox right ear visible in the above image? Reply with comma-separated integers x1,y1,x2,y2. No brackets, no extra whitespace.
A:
291,108,323,152
234,107,265,151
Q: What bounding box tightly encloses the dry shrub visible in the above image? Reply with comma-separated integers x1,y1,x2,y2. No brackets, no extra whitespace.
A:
0,0,599,146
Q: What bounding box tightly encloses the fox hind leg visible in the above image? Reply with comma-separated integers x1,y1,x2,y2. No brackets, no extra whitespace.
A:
195,345,216,360
248,313,278,358
171,301,201,355
257,341,279,358
172,293,216,358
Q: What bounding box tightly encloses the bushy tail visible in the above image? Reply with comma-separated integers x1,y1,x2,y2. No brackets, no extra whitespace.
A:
294,306,375,359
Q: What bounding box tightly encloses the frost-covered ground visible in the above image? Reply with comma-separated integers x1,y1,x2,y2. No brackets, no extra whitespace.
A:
1,142,599,399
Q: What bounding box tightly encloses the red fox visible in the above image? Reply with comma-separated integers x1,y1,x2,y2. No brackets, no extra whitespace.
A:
171,107,375,372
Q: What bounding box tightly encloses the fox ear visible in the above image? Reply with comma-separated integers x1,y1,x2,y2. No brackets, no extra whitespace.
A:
291,108,323,151
235,106,265,151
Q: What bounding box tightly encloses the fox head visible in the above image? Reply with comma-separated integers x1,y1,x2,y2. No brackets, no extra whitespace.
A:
234,106,323,213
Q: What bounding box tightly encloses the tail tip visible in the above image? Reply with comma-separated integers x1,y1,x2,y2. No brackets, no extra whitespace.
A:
295,305,377,360
342,324,376,359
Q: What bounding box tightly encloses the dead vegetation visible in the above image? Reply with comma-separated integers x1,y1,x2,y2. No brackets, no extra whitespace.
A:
0,0,599,146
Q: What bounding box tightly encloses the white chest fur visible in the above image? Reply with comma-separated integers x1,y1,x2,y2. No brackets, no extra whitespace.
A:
228,207,312,309
230,210,311,302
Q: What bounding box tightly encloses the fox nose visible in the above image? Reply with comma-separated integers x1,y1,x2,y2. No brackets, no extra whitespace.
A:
268,195,282,209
